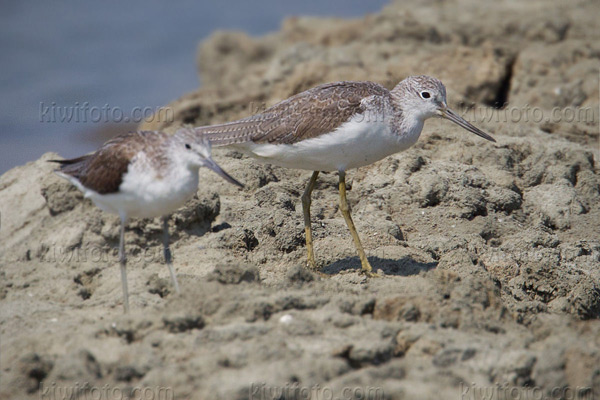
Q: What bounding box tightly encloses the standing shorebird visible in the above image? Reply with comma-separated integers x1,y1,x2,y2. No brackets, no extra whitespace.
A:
193,76,496,276
51,127,243,312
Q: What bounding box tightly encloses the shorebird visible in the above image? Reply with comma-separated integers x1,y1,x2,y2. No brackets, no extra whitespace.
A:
193,75,496,276
51,127,243,312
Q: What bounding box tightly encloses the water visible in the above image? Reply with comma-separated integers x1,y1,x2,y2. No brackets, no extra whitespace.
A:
0,0,388,174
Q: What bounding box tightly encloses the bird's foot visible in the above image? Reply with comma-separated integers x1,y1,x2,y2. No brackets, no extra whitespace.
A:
360,261,380,278
306,259,320,272
305,259,330,279
362,270,380,278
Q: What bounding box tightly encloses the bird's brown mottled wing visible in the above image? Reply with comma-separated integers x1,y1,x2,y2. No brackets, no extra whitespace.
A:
194,81,390,146
53,131,165,194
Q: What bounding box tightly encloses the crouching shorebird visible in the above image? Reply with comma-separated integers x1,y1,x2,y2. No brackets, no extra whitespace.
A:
193,75,496,276
51,128,243,312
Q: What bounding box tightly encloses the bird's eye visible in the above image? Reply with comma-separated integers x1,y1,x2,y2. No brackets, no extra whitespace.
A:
421,91,431,99
185,143,191,150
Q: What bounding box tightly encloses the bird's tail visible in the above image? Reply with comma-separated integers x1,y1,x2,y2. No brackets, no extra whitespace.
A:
47,156,88,165
47,156,91,178
191,112,277,146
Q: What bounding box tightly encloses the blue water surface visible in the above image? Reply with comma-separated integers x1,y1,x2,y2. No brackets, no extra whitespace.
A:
0,0,388,174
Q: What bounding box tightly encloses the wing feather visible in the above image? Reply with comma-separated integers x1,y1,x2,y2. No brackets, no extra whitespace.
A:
195,81,390,146
51,131,166,194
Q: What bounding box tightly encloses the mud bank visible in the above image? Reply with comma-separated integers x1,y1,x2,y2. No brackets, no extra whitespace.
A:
1,0,599,398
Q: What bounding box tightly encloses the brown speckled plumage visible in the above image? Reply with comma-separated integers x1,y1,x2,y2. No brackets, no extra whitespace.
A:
194,81,393,145
51,131,170,194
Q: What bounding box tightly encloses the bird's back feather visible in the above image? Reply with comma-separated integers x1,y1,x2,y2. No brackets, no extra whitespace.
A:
49,131,168,194
194,81,391,146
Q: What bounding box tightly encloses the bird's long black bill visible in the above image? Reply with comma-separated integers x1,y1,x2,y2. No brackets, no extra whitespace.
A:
443,108,496,142
205,159,244,188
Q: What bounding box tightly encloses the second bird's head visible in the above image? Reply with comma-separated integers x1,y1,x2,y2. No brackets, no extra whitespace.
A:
174,128,244,188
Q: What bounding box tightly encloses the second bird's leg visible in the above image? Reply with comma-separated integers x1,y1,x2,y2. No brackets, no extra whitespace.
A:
118,215,130,313
162,216,180,294
338,171,374,276
301,171,320,270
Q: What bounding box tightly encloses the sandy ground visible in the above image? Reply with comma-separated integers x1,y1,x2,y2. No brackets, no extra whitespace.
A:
1,0,599,399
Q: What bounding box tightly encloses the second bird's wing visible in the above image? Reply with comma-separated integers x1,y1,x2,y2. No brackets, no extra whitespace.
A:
194,81,389,146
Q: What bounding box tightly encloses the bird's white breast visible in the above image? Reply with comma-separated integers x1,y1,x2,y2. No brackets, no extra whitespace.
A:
233,113,422,172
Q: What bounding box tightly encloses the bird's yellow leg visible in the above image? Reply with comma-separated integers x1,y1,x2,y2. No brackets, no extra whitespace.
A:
338,171,376,276
301,171,320,270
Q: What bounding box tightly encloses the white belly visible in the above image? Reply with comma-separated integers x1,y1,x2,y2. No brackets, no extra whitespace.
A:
89,180,197,219
87,159,199,219
232,116,421,172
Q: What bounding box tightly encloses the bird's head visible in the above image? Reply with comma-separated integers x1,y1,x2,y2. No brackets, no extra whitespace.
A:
393,75,496,142
174,128,244,188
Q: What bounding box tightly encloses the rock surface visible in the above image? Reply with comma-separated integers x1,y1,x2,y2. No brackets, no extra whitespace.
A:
1,0,599,399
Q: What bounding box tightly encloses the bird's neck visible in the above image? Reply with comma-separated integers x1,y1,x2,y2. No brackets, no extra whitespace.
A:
397,113,424,142
390,81,409,104
164,141,199,179
389,87,425,142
